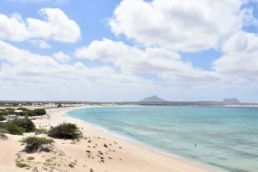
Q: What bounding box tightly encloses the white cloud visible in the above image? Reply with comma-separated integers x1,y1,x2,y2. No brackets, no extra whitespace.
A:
109,0,245,52
75,38,218,86
241,8,258,27
7,0,69,4
1,0,258,102
0,8,80,43
30,40,51,49
214,31,258,79
0,40,153,101
53,51,70,62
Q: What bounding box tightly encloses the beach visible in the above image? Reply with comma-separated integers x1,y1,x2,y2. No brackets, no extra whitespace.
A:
0,105,218,172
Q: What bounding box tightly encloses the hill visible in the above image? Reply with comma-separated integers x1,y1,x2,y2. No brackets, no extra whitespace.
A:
140,95,167,103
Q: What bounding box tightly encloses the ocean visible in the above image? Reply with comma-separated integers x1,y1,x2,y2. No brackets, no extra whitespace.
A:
67,105,258,172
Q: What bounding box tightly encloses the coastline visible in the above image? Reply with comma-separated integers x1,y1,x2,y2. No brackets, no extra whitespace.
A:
60,105,223,172
0,105,224,172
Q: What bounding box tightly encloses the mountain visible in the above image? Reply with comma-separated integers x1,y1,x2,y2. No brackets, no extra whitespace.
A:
223,98,240,104
140,95,167,103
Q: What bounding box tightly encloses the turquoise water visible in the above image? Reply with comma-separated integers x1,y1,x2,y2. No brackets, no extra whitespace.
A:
67,106,258,172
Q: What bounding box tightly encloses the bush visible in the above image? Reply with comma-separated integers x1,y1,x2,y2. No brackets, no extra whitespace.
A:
0,115,5,121
0,110,8,116
48,123,82,140
33,109,46,116
11,118,36,132
5,108,15,114
21,136,54,153
20,108,47,116
17,107,29,111
5,123,25,135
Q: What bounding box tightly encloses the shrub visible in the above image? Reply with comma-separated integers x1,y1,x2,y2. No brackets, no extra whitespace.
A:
48,123,82,140
0,110,8,116
5,123,25,135
0,115,5,121
11,118,36,132
21,136,54,153
33,109,46,116
20,108,47,116
5,108,15,113
17,107,30,111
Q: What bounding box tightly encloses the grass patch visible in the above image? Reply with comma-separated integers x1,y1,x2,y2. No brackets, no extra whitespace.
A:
16,160,29,168
27,156,35,161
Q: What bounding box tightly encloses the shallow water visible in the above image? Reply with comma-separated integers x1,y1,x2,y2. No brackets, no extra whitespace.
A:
67,106,258,172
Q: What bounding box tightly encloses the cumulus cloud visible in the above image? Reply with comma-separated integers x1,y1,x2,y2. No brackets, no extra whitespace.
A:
0,8,80,43
53,51,70,62
7,0,69,4
75,38,218,86
109,0,245,52
1,0,258,101
0,40,153,101
214,31,258,79
30,40,51,49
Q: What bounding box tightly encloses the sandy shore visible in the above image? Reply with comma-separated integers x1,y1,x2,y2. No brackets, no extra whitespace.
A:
0,106,220,172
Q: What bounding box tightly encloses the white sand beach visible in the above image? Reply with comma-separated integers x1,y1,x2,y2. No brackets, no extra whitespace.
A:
0,106,220,172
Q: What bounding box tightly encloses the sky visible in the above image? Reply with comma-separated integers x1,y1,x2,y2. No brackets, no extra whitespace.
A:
0,0,258,102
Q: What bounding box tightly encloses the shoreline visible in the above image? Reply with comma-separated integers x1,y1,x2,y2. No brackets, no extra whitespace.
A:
61,105,223,172
0,105,224,172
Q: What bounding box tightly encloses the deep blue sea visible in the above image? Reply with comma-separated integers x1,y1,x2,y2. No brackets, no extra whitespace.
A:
67,105,258,172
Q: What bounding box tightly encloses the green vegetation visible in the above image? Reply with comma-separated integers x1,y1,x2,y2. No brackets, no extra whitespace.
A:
5,123,25,135
48,123,82,140
0,118,36,135
0,108,46,116
31,109,46,116
11,118,36,132
5,108,15,114
0,115,5,121
21,136,54,153
27,156,35,161
16,160,29,168
20,108,47,116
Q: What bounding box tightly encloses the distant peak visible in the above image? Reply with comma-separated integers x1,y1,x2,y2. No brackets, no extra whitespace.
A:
140,95,167,102
223,98,240,104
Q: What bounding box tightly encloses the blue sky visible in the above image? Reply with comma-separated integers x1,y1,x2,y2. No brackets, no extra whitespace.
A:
0,0,258,102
